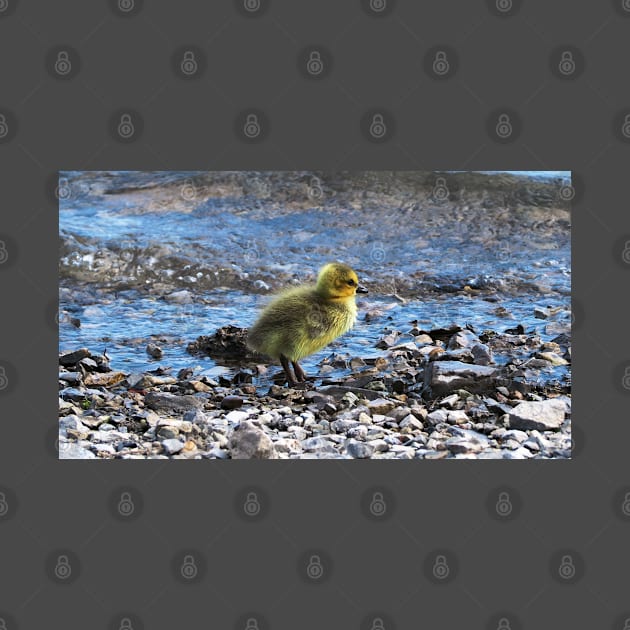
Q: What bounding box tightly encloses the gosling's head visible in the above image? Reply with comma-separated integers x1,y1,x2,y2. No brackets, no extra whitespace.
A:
315,263,368,299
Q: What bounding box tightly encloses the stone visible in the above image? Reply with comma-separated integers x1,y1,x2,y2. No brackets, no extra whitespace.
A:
229,421,278,459
59,348,91,366
400,415,424,431
161,439,184,455
345,439,374,459
367,397,397,415
424,361,499,396
59,443,96,459
146,343,163,359
84,371,127,388
447,329,480,350
301,437,338,454
508,399,566,431
224,410,250,424
145,392,204,413
221,395,244,410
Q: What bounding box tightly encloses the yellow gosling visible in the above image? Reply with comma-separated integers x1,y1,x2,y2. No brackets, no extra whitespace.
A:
247,262,368,386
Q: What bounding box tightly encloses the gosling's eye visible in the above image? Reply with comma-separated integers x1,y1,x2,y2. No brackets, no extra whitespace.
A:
347,279,356,286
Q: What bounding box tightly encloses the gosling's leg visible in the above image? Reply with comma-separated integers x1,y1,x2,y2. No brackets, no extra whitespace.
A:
292,361,307,383
279,354,297,387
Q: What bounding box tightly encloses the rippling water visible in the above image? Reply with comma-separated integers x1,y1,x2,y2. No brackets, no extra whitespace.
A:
59,170,571,386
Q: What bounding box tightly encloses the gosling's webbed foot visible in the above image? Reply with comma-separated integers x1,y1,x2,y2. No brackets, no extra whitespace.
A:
292,361,307,383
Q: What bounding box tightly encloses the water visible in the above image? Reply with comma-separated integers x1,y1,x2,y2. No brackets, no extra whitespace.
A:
59,171,571,386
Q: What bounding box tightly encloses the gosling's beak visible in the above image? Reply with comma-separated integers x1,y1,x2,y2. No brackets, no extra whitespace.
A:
356,285,368,294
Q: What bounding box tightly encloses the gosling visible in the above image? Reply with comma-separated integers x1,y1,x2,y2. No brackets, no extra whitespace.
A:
247,262,368,386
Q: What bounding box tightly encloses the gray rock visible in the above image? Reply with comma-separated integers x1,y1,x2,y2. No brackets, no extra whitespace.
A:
345,439,374,459
221,395,244,410
471,343,493,365
161,439,184,455
225,410,250,424
400,415,424,431
59,415,89,436
448,329,480,349
145,392,204,413
59,443,96,459
59,348,91,366
508,399,566,431
183,409,208,425
301,437,338,454
229,421,278,459
424,361,499,396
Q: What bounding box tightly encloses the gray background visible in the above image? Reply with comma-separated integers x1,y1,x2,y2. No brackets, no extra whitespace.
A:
0,0,629,628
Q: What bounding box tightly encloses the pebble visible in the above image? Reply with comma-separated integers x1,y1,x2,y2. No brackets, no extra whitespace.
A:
346,439,374,459
508,399,566,431
161,439,184,455
229,421,278,459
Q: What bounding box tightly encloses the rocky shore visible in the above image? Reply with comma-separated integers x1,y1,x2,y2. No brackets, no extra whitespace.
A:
58,318,571,460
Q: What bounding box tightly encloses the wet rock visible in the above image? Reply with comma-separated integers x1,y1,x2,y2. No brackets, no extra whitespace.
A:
508,399,566,431
146,343,163,359
84,371,127,388
187,325,253,361
471,344,493,365
229,421,278,459
424,360,499,396
448,329,480,350
221,395,244,410
59,348,91,367
145,392,204,413
318,385,385,401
